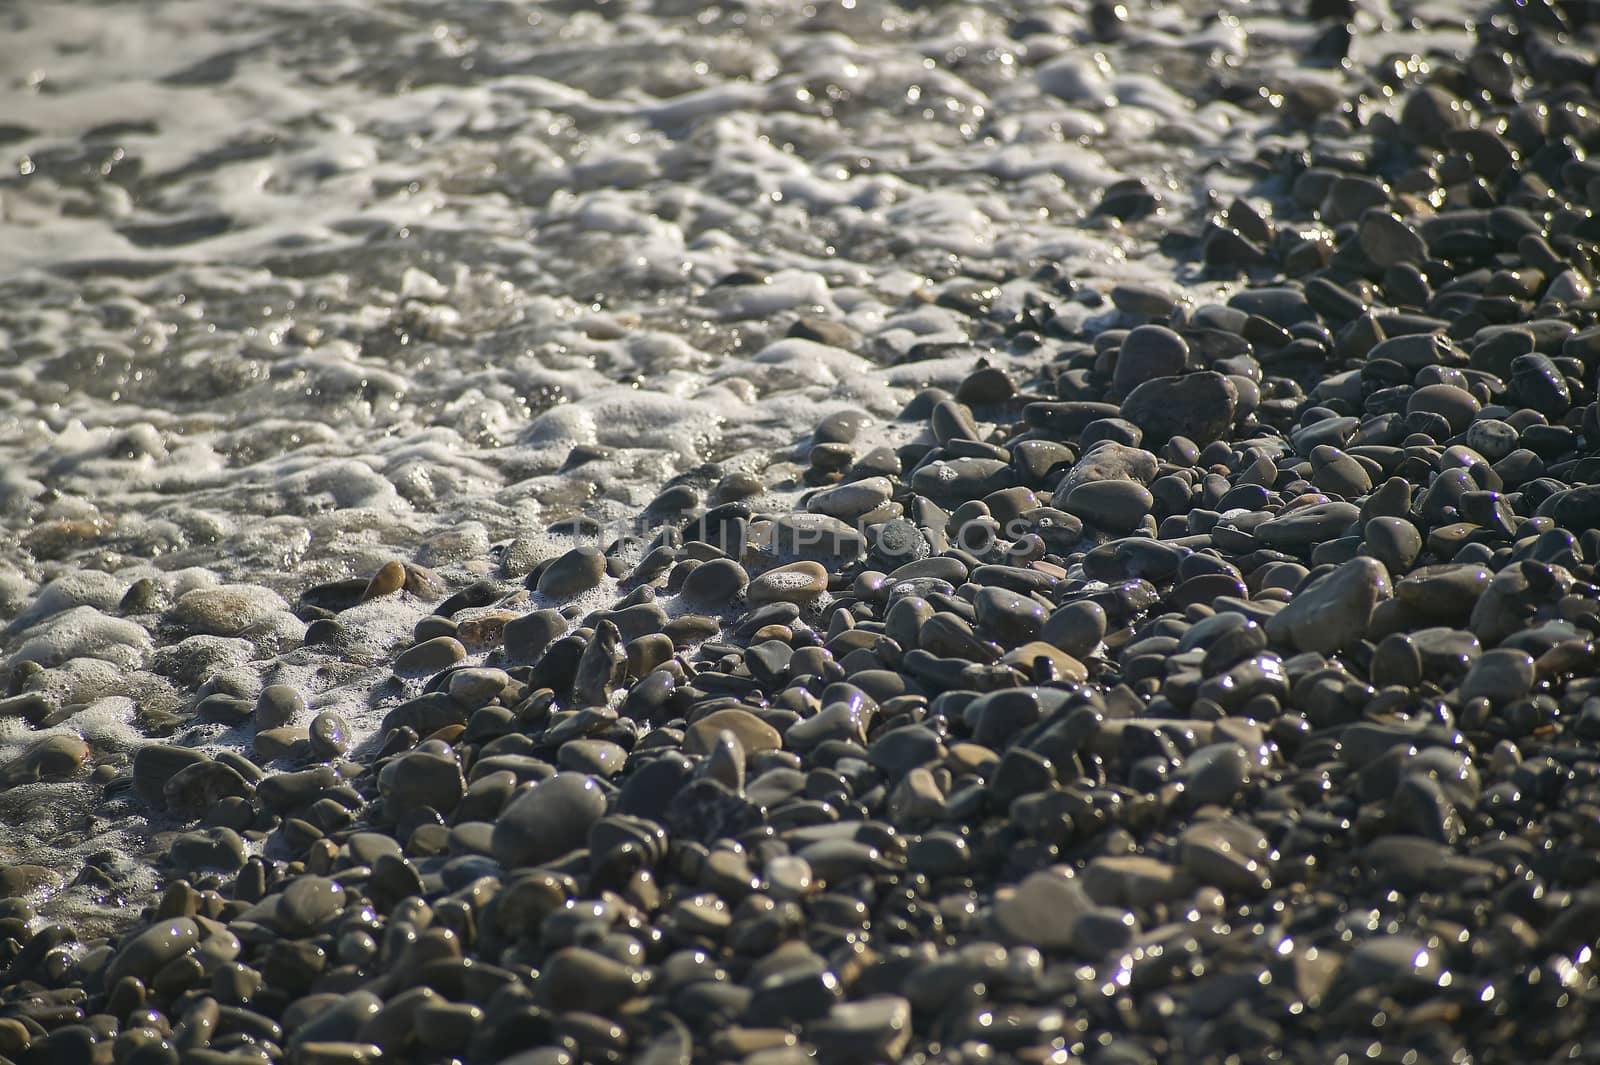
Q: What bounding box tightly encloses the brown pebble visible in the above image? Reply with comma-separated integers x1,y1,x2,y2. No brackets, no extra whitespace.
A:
362,560,406,601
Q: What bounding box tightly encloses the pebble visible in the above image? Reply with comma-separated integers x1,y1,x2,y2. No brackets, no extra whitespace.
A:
1254,501,1361,549
1110,282,1179,318
558,738,628,776
1309,445,1372,497
132,744,210,808
537,546,607,599
393,635,467,674
377,750,463,817
168,827,248,872
1112,324,1188,395
1119,371,1238,444
1178,817,1273,894
807,477,894,521
684,708,783,756
1266,556,1391,653
504,608,570,661
255,684,305,728
1406,383,1480,434
1063,480,1153,533
103,918,199,985
491,772,608,868
809,996,913,1063
1082,855,1190,908
1458,647,1535,703
1042,600,1108,657
990,870,1091,950
0,735,90,785
1060,440,1157,491
747,562,830,605
280,875,345,932
308,711,351,759
1362,516,1422,573
1358,211,1426,267
682,558,749,605
973,586,1046,644
362,560,406,601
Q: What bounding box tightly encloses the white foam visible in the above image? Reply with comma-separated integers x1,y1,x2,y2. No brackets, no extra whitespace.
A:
18,657,132,709
8,607,153,672
1037,53,1117,107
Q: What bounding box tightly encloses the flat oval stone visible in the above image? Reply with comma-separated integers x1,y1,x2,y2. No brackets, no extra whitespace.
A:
1310,445,1372,497
0,735,90,785
447,667,511,707
1359,211,1426,267
105,918,199,986
681,558,748,606
1535,484,1600,531
1059,441,1158,492
1267,556,1391,654
684,708,783,756
807,477,894,521
1363,517,1422,574
930,398,981,445
747,562,829,605
1082,855,1191,908
1229,286,1316,327
909,458,1014,505
557,739,628,777
255,685,306,729
503,609,570,662
1458,648,1535,703
810,996,913,1063
1395,564,1491,620
1406,384,1479,434
1063,481,1153,534
281,876,346,933
394,636,467,674
491,773,608,869
973,586,1046,644
991,870,1092,950
763,514,866,565
168,827,248,873
377,751,464,817
1119,372,1239,445
537,546,607,599
1178,817,1273,893
362,560,406,600
309,711,351,760
1112,324,1188,395
133,744,211,808
1255,502,1361,549
1042,601,1108,657
538,946,650,1012
1337,934,1443,992
1111,282,1180,317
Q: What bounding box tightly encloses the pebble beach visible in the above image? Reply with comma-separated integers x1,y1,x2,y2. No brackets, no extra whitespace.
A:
4,0,1600,1062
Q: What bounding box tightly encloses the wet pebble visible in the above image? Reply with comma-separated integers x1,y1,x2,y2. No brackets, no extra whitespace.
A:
1267,556,1390,653
747,562,829,606
537,546,607,599
491,772,608,868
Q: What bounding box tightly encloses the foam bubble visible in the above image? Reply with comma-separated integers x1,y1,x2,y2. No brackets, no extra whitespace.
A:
9,572,129,630
8,607,153,671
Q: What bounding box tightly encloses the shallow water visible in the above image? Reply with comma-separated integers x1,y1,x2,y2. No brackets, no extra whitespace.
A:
0,0,1470,931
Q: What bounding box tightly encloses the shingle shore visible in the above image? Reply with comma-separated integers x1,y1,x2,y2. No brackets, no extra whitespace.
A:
7,2,1600,1064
